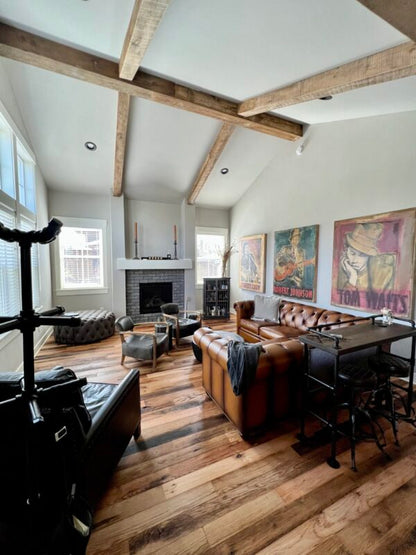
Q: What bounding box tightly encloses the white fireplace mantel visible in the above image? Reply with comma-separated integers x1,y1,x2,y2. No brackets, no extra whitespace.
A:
117,258,193,270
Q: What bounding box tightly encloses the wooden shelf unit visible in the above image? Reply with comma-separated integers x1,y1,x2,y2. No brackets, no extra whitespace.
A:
203,277,230,320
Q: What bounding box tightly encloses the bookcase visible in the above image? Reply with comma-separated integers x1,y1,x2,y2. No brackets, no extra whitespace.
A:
203,277,230,319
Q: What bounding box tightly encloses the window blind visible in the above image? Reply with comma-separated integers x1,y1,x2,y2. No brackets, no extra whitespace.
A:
0,206,20,316
20,216,40,309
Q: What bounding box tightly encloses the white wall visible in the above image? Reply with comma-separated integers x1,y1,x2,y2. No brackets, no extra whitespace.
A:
126,199,182,259
230,110,416,320
196,206,230,228
0,61,52,372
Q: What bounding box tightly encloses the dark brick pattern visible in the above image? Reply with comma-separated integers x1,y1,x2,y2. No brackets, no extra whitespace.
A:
126,270,185,322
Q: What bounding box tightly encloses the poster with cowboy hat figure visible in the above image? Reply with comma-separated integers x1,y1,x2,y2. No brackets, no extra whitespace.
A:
331,208,416,318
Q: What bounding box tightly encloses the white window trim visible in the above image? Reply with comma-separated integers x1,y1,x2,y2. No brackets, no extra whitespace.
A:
54,216,109,295
195,226,229,288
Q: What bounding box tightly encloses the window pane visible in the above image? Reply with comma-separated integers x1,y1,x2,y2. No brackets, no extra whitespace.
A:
16,153,36,212
196,233,225,284
0,124,15,199
60,226,104,289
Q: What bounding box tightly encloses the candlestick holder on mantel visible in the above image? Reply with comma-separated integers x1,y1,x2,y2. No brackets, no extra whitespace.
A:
173,240,178,260
133,240,139,259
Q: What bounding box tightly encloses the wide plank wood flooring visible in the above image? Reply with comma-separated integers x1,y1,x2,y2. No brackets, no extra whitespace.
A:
34,319,416,554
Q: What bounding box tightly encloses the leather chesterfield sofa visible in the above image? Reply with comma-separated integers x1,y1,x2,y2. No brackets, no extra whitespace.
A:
234,299,359,343
194,327,304,437
194,299,365,437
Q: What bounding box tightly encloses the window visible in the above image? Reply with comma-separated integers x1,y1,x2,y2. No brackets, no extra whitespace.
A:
0,118,14,199
16,141,36,212
55,217,107,294
0,108,39,318
196,227,228,285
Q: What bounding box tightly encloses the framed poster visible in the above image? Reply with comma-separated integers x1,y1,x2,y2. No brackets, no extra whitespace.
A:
239,234,266,292
331,208,416,317
273,225,319,301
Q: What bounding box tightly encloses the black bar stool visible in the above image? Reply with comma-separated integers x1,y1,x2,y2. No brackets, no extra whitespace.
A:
368,352,412,424
338,363,392,471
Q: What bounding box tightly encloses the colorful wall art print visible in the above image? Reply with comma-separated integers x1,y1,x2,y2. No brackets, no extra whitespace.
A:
273,225,319,301
331,208,416,317
239,234,266,292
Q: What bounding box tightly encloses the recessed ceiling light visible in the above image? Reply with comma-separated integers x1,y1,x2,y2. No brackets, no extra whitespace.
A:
319,95,333,101
84,141,97,151
220,168,229,175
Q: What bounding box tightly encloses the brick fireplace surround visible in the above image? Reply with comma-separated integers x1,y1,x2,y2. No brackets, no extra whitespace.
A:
126,269,185,322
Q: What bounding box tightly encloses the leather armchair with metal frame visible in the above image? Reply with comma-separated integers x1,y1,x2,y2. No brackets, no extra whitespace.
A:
115,316,169,369
160,303,202,346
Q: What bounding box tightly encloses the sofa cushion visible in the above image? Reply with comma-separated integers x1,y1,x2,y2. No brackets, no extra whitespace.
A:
241,318,280,336
82,382,117,419
259,325,305,340
253,295,281,322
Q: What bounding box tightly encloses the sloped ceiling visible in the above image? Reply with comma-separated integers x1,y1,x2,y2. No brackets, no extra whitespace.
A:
0,0,415,208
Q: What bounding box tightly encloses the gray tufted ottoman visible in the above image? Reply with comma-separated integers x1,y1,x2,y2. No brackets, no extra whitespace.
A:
54,309,116,345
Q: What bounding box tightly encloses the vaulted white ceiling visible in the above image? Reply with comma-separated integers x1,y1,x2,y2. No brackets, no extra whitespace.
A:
0,0,415,207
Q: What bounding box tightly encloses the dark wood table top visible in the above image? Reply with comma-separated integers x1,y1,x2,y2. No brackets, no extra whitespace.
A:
300,322,416,355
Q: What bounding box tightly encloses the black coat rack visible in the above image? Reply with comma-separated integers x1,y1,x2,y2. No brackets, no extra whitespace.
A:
0,218,91,554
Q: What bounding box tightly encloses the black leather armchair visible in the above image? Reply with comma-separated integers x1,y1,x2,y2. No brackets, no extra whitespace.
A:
115,316,170,369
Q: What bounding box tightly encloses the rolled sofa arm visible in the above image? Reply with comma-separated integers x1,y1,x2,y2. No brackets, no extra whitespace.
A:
233,300,255,332
84,369,141,507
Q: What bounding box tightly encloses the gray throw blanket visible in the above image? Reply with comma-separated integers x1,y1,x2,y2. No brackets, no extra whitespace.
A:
227,340,264,396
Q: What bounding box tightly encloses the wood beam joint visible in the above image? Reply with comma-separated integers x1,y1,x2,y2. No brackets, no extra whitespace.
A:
0,23,302,141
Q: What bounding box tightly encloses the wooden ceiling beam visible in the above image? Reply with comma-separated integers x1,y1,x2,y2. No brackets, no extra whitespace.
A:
187,123,235,205
357,0,416,43
119,0,170,80
238,41,416,117
113,92,130,197
0,23,302,141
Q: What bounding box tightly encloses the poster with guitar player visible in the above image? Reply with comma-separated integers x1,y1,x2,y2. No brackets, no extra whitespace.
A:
273,225,319,301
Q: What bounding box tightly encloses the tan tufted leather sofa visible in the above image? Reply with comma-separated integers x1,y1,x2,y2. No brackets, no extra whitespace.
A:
194,327,304,437
235,299,360,343
194,300,364,437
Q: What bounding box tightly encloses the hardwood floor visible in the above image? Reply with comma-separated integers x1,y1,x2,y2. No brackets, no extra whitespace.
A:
35,320,416,554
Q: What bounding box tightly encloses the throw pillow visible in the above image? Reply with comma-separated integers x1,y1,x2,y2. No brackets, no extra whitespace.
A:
253,295,281,322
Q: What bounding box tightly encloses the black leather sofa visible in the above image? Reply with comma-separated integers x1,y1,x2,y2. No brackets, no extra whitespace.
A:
0,366,141,509
82,368,141,507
